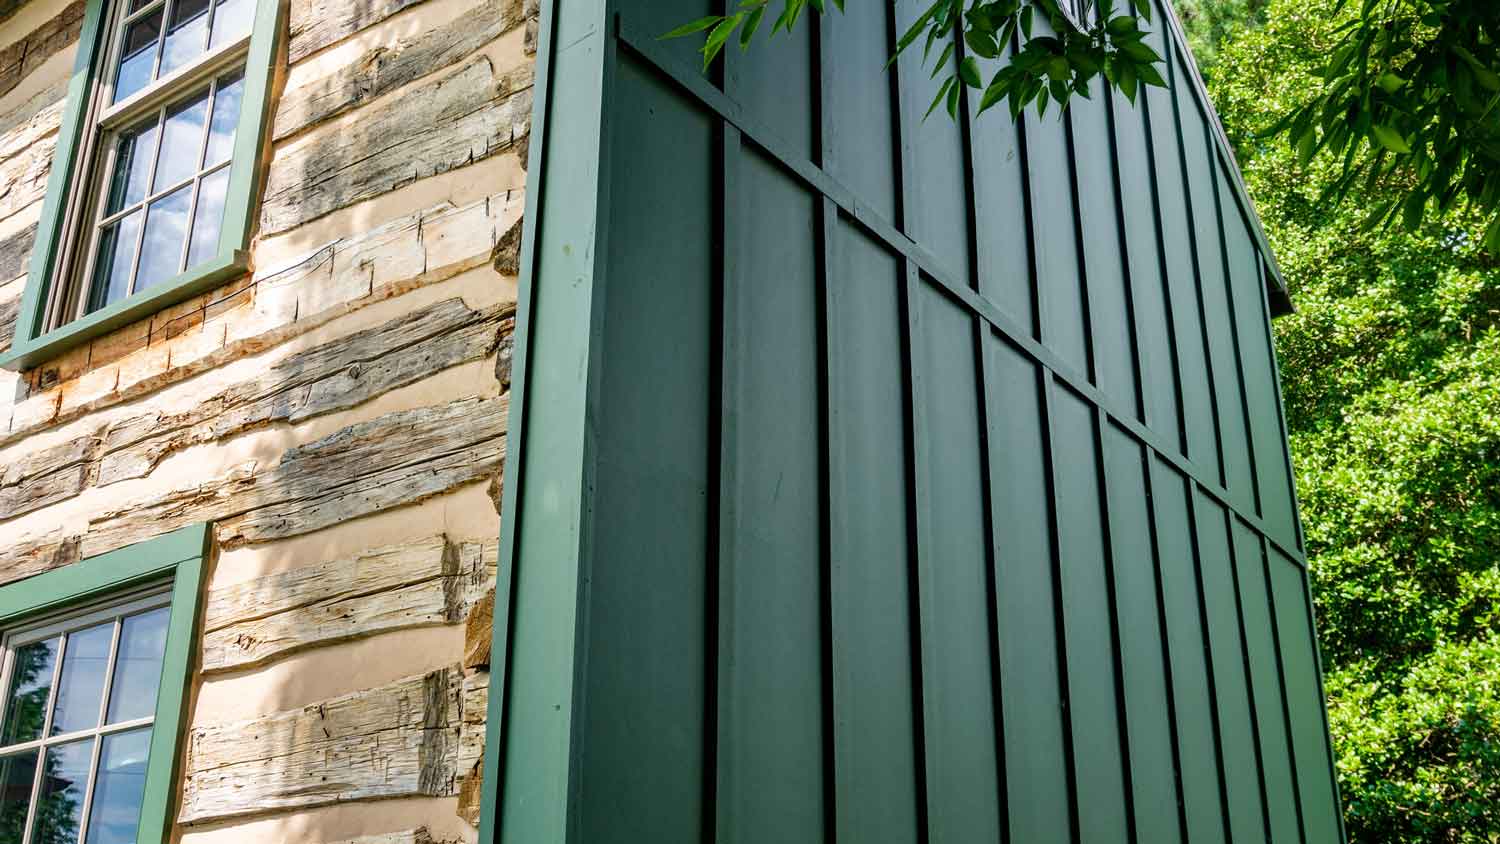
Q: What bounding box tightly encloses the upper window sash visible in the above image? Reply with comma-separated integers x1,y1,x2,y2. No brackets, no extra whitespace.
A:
0,0,282,372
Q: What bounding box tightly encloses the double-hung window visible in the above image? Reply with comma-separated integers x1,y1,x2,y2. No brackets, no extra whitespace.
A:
1,0,280,370
0,524,208,844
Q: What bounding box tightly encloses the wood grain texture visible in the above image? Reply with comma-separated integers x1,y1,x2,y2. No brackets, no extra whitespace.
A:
201,535,497,672
0,220,36,282
78,394,507,558
323,831,453,844
287,0,435,64
179,666,463,823
97,297,511,485
260,56,531,234
0,1,83,99
0,426,99,521
455,668,489,826
274,0,527,141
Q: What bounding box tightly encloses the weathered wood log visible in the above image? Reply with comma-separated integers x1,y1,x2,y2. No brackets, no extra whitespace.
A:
0,2,83,99
201,535,497,672
0,291,18,353
462,590,494,671
0,131,51,221
287,0,434,64
97,297,511,485
324,831,448,844
0,221,36,283
455,669,489,826
0,531,81,587
179,666,462,824
0,427,99,521
79,395,507,558
260,56,530,235
274,0,527,141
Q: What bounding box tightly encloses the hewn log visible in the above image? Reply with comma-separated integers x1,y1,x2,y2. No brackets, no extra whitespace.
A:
201,535,497,672
260,56,530,235
79,395,507,558
0,221,36,282
0,2,83,99
0,427,99,521
97,297,510,485
0,531,80,587
287,0,434,64
325,831,449,844
0,292,18,353
0,131,51,221
462,590,494,671
274,0,527,141
455,669,488,826
179,666,462,824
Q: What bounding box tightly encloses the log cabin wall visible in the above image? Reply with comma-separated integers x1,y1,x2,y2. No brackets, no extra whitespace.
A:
0,0,533,840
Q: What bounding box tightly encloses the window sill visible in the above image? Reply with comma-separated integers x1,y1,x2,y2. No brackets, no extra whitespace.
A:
0,249,249,371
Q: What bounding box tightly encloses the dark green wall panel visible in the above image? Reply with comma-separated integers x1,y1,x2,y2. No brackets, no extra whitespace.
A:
827,220,922,844
986,334,1072,844
716,144,827,843
1102,424,1184,844
489,1,1344,841
912,286,1003,843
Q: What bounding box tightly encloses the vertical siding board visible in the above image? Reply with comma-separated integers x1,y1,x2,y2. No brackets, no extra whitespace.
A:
911,284,1003,843
819,8,898,221
1053,388,1133,841
579,56,718,843
1193,494,1271,844
892,5,971,283
1175,82,1256,513
987,336,1072,844
1102,425,1186,844
1220,181,1299,547
1231,522,1306,844
1149,459,1229,844
1269,553,1344,844
716,143,827,843
1071,82,1142,417
825,216,924,844
1143,20,1219,478
1112,74,1184,448
1025,104,1091,374
969,40,1035,329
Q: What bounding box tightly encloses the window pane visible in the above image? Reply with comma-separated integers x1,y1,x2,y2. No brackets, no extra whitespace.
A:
30,738,93,844
2,638,59,746
209,0,253,49
159,0,211,78
104,118,160,216
105,609,168,726
82,728,150,844
186,166,229,267
152,92,209,192
202,71,243,169
50,624,114,737
114,10,163,104
133,185,191,291
0,750,38,842
87,211,143,314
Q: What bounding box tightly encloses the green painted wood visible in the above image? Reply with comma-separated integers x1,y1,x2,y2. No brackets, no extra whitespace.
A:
1070,81,1141,418
4,0,282,371
1193,494,1271,844
1101,424,1186,844
985,335,1071,844
491,3,1343,841
1231,521,1305,844
1270,551,1345,843
1150,458,1229,844
1144,24,1220,481
715,143,827,844
0,524,209,844
826,218,923,844
912,285,1001,843
1052,389,1132,840
573,51,717,844
1177,81,1257,514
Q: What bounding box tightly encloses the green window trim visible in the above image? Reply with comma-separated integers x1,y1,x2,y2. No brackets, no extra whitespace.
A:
0,523,210,842
0,0,284,372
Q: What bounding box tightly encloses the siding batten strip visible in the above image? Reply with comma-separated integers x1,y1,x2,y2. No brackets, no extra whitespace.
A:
1039,374,1082,844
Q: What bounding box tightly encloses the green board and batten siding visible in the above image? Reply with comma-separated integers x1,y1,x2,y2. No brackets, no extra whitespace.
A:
480,0,1345,841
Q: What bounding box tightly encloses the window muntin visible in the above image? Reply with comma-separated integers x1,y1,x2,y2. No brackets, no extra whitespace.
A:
47,0,255,331
0,591,170,844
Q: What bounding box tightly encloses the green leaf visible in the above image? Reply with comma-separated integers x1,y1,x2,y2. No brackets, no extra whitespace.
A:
1119,40,1159,63
931,41,956,77
1485,214,1500,252
965,29,999,59
740,5,766,48
660,15,722,39
1376,72,1406,94
1132,0,1150,21
959,55,983,88
1371,124,1411,154
1021,4,1033,38
701,14,742,69
1106,14,1136,35
1401,190,1425,230
947,72,962,117
926,75,956,119
1136,60,1165,88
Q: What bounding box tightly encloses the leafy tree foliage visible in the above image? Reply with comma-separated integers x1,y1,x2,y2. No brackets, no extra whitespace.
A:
1173,0,1267,74
663,0,1169,119
1210,0,1500,839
